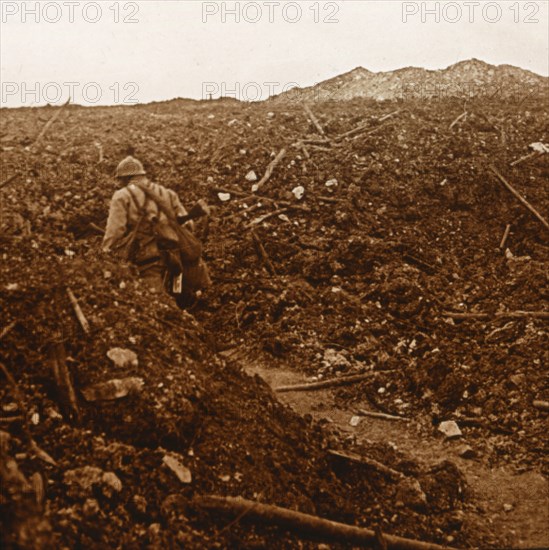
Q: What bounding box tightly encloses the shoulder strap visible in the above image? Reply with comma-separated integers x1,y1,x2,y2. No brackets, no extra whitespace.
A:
126,185,147,215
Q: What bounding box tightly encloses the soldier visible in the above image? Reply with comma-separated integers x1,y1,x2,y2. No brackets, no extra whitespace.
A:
103,156,193,295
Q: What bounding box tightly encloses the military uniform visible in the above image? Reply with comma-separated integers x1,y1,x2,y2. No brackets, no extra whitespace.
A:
103,157,189,293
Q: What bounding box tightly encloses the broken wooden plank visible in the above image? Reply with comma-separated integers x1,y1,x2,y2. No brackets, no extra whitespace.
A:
0,320,17,340
0,173,21,191
245,208,290,229
357,409,410,422
291,140,312,159
253,149,287,192
490,165,549,231
32,97,70,147
49,341,81,422
317,195,342,204
378,109,401,122
213,189,311,215
510,151,542,167
195,495,455,550
499,224,511,249
297,140,310,159
301,138,331,146
334,121,371,141
353,120,394,141
303,104,328,139
250,229,276,276
275,372,377,393
328,449,404,479
449,111,467,130
334,117,397,143
66,288,90,334
443,310,549,320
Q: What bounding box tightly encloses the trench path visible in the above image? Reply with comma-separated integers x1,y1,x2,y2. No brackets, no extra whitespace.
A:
222,349,548,549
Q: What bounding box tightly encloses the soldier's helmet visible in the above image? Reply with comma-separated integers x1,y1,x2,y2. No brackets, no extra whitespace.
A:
115,156,146,178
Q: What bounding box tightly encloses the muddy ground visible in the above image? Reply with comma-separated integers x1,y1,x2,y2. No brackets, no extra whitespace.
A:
1,92,548,549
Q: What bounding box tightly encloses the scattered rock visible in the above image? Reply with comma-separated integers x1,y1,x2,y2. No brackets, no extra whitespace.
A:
457,444,476,459
163,454,192,484
395,478,427,511
438,421,462,439
63,466,122,499
107,348,138,368
245,170,258,182
349,416,361,427
292,186,305,200
81,377,144,401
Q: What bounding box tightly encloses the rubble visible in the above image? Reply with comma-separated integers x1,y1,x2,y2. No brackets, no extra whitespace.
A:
438,421,462,439
106,348,139,369
1,67,547,547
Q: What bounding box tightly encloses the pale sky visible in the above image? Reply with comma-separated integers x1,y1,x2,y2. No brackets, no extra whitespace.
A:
1,0,548,106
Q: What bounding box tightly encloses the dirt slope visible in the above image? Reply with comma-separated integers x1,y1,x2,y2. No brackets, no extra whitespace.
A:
1,81,548,548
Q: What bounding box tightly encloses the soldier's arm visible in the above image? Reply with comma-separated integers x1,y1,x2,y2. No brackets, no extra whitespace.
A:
102,192,129,252
170,190,195,231
169,189,188,218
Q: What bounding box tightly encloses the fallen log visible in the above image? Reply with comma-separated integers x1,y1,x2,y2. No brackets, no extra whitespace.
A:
533,400,549,412
490,165,549,231
499,224,511,249
253,149,286,192
66,287,90,335
328,449,404,479
357,409,410,422
443,311,549,320
303,104,328,138
275,372,377,393
195,495,455,550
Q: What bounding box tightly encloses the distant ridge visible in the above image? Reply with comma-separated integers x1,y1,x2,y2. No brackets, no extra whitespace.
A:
271,59,547,103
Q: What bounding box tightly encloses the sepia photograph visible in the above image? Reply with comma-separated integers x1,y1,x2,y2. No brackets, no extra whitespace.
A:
1,1,548,548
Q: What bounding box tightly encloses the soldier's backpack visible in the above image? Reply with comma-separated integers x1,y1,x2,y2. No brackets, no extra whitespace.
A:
128,182,211,292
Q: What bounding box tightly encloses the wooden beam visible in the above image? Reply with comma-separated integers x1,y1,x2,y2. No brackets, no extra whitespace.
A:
490,166,549,231
195,495,456,550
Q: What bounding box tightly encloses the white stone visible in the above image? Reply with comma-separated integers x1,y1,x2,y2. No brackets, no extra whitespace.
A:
438,420,462,439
